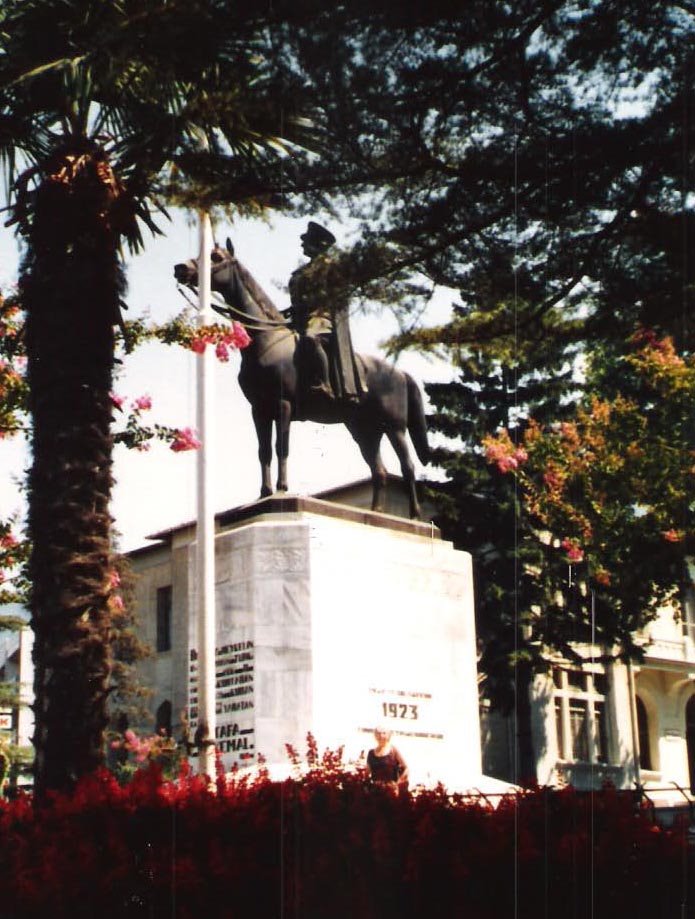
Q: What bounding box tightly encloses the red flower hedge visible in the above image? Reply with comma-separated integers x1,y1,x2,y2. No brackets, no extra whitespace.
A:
0,761,691,919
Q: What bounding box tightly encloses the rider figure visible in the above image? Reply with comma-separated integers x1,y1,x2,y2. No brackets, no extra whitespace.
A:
288,221,367,402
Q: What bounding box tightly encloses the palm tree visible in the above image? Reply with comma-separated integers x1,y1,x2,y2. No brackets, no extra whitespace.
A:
0,0,317,796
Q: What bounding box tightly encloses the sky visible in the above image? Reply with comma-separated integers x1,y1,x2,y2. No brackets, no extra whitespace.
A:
0,210,455,552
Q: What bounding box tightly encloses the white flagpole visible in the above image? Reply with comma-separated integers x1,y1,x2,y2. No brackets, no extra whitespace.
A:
196,210,217,777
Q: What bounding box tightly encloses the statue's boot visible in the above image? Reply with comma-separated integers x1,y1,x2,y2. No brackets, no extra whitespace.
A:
309,381,334,399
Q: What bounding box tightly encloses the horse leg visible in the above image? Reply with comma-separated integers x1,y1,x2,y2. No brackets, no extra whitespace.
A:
252,406,274,498
348,425,387,512
275,399,291,493
386,428,421,519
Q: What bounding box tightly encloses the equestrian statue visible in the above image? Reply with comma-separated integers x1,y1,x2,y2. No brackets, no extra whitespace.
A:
173,223,430,519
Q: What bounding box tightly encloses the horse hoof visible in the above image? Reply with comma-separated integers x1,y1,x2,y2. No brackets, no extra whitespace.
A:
260,487,273,499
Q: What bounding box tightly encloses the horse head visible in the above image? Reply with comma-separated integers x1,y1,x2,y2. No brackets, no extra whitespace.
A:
174,237,287,328
173,238,236,290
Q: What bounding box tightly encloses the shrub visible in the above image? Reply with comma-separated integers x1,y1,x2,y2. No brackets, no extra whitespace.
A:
0,756,690,919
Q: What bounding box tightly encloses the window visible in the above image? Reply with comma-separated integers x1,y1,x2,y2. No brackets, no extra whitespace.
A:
684,586,695,644
635,696,652,771
156,586,172,653
156,700,172,737
686,695,695,794
553,667,608,764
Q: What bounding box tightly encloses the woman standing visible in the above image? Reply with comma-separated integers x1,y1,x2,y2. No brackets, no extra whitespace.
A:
367,727,409,789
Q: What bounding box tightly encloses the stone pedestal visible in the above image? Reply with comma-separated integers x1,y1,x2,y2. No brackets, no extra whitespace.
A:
187,496,483,790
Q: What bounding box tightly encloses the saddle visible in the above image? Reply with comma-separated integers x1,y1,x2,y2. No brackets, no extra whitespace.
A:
294,333,366,408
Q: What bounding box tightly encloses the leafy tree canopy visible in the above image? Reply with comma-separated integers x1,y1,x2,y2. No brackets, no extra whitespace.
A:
484,332,694,656
262,1,695,355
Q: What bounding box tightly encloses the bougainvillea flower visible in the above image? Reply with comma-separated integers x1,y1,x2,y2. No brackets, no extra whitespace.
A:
109,594,125,613
561,537,584,563
170,427,202,452
133,394,152,411
661,529,684,543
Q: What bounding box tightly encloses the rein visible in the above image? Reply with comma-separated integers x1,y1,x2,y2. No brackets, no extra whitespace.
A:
177,283,290,333
214,295,290,331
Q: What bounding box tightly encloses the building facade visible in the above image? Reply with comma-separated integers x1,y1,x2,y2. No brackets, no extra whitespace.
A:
482,578,695,796
0,621,34,789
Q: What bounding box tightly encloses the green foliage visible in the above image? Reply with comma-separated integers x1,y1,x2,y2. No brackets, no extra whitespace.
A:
486,333,695,656
422,302,580,721
0,745,9,790
0,681,19,709
0,292,26,438
281,2,693,355
0,742,33,792
105,553,153,733
107,727,183,785
0,0,324,244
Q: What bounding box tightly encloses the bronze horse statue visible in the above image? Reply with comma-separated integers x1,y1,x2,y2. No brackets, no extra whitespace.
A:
174,239,429,518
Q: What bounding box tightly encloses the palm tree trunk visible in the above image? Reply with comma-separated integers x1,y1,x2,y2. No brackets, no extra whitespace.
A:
23,145,123,796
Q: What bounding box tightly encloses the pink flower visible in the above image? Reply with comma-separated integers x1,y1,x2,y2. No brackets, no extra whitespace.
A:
561,538,584,563
483,434,527,474
109,595,124,615
0,533,18,549
110,392,125,410
484,441,514,471
543,470,561,489
170,427,202,452
230,322,251,349
630,327,659,347
189,337,206,354
109,569,121,589
496,455,519,472
133,394,152,412
661,529,683,543
514,447,528,464
215,342,230,362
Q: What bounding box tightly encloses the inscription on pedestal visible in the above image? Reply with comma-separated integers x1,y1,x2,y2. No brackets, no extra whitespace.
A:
189,638,256,766
359,686,444,740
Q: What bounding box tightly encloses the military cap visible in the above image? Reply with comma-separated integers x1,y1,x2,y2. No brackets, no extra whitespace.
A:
304,221,336,248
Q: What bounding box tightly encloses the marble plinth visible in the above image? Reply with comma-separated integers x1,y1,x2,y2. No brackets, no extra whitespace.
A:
187,496,484,790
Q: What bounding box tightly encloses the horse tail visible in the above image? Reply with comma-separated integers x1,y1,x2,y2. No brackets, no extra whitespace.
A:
406,374,430,465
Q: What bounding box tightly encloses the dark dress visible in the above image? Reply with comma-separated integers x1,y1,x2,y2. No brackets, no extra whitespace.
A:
367,746,407,784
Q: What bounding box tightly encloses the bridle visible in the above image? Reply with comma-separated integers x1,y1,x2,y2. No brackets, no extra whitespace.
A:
177,248,291,333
